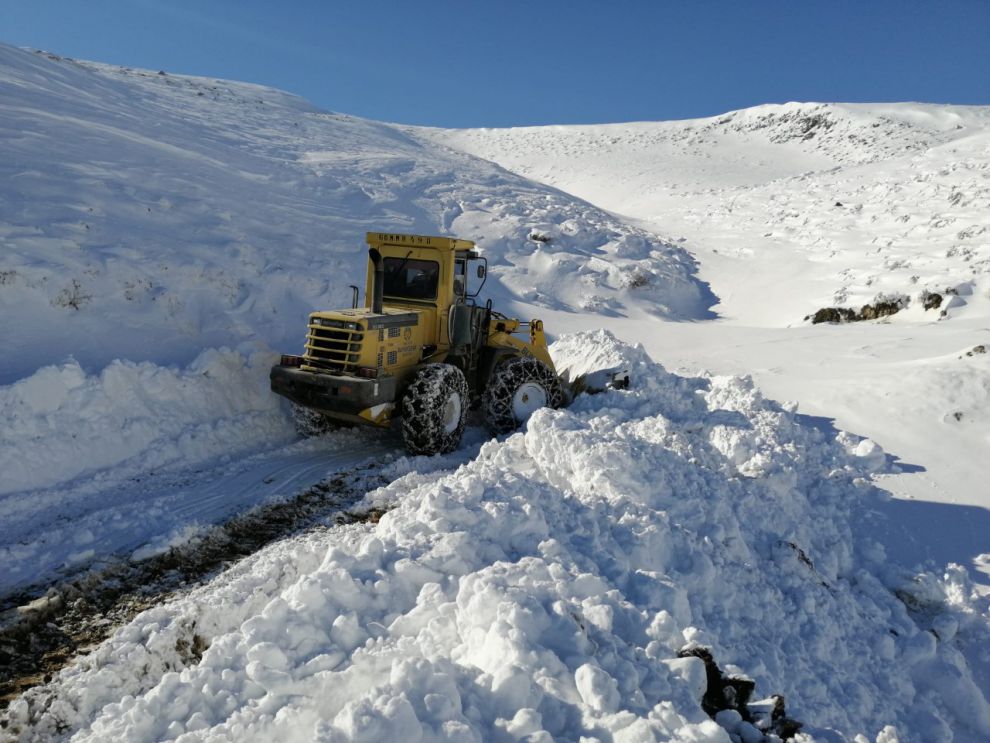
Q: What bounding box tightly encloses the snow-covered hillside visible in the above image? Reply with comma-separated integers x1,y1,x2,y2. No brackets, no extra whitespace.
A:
428,103,990,570
2,42,990,743
0,45,710,384
430,103,990,322
0,43,710,590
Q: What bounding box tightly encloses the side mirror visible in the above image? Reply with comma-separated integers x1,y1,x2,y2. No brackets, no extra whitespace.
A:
468,256,488,299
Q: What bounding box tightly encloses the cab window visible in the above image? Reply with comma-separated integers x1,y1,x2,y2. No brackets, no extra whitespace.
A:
383,257,440,300
454,258,466,297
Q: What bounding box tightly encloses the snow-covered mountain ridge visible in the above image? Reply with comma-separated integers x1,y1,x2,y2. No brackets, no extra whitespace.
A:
2,42,989,743
428,102,990,320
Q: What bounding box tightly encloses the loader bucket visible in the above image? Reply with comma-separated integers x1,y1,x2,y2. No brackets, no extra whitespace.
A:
563,365,630,404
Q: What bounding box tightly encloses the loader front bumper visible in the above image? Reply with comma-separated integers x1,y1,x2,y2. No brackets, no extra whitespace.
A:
270,365,397,426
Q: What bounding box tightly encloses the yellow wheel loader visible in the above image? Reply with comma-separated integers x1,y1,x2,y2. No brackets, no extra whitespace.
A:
271,232,628,455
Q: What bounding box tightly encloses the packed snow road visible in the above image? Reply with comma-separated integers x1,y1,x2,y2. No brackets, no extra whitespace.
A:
0,427,396,602
0,422,488,715
0,454,387,710
0,422,486,734
0,423,406,706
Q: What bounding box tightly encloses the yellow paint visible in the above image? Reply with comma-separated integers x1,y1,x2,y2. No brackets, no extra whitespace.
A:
298,232,556,416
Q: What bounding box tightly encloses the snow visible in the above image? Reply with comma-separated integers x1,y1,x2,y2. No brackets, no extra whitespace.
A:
426,101,990,580
0,45,709,383
0,43,706,595
2,42,990,743
0,348,287,497
9,332,990,742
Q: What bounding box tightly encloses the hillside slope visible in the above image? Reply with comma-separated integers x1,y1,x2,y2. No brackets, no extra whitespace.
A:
428,103,990,562
1,45,713,384
428,102,990,323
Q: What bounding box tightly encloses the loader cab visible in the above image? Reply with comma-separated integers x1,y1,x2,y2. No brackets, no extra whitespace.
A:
363,232,486,371
364,232,483,314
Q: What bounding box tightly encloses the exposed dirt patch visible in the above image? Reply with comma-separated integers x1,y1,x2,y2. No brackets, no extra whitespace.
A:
807,296,908,324
677,645,804,739
50,279,92,311
808,306,858,324
921,290,943,311
0,465,390,715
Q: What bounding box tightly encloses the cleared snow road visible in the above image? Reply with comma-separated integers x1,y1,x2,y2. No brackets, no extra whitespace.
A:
0,427,410,711
0,428,396,602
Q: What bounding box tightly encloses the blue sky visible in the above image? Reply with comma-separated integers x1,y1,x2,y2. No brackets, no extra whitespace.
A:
3,0,988,127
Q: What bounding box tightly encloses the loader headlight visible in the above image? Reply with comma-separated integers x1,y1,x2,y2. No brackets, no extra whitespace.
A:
311,318,361,330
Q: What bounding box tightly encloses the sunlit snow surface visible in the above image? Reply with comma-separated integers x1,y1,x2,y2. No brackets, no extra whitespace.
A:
429,102,990,584
1,42,707,594
0,46,711,383
2,44,990,742
8,332,990,742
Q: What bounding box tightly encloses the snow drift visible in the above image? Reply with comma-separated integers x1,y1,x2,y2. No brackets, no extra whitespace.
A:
8,334,989,742
0,44,713,386
0,347,290,498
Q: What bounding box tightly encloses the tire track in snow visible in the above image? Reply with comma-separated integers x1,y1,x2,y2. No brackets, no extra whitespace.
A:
0,429,394,600
0,458,394,712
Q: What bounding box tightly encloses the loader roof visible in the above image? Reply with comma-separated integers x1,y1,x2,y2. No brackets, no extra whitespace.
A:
366,232,475,252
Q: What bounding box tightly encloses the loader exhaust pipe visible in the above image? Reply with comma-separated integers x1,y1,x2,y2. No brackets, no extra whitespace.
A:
369,248,384,314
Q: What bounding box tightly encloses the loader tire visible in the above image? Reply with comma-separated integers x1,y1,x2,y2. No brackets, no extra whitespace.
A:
483,356,563,435
292,404,339,437
401,364,470,455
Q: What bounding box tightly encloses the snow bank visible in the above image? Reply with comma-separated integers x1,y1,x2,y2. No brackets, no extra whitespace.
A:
0,347,293,498
0,343,302,593
12,333,989,742
0,43,712,387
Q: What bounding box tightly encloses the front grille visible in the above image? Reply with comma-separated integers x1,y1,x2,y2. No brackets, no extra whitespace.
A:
304,323,363,372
